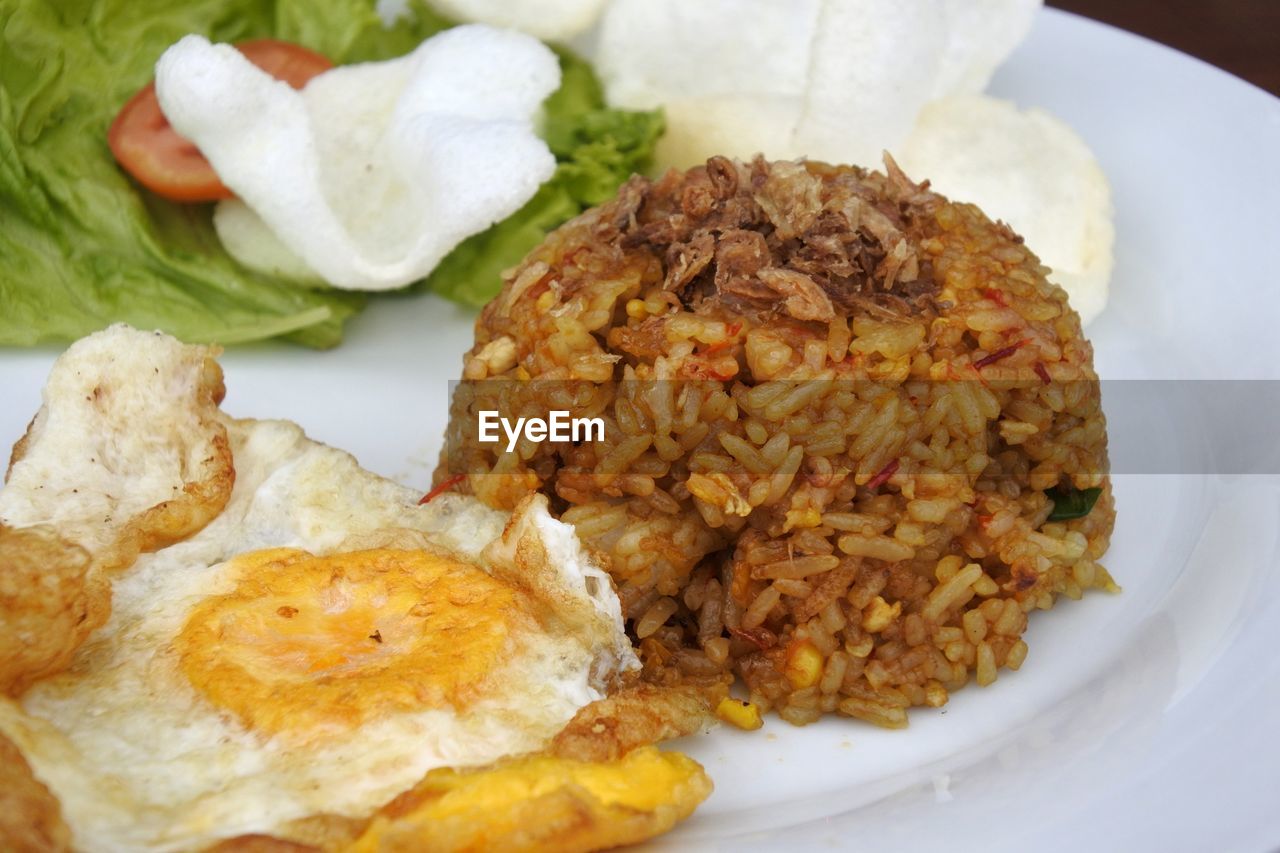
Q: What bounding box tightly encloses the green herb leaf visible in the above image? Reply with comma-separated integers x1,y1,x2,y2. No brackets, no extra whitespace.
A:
1045,486,1103,521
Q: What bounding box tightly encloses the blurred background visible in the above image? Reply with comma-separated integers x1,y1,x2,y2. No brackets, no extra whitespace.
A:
1049,0,1280,95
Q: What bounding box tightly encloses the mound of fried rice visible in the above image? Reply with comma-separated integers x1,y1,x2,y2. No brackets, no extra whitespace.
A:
438,156,1115,728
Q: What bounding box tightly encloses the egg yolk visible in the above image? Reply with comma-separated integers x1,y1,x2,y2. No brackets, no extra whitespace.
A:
349,746,712,852
176,547,526,738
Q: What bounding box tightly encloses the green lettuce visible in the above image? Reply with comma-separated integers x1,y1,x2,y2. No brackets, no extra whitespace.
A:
0,0,660,347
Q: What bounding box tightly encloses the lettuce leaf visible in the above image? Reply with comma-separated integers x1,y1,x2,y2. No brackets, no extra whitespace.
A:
0,1,659,347
423,51,664,307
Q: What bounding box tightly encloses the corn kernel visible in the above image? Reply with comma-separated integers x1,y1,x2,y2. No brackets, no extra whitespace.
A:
625,298,647,319
860,595,901,634
783,506,823,532
716,697,763,731
536,290,556,312
783,639,824,689
1096,566,1121,593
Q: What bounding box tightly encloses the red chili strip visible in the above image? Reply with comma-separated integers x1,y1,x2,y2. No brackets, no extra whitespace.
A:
418,473,465,505
982,287,1007,307
1034,362,1052,385
974,339,1028,369
866,458,900,490
728,625,777,650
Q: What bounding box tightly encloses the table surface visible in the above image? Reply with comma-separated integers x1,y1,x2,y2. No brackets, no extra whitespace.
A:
1048,0,1279,96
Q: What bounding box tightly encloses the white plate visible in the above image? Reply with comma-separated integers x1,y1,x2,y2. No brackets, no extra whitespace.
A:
3,8,1279,852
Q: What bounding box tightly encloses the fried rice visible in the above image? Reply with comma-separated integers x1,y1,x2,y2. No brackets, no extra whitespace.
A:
437,155,1115,728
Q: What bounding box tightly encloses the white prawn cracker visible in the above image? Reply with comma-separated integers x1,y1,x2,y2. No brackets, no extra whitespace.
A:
155,26,560,291
596,0,1043,171
429,0,608,42
930,0,1040,97
791,0,948,167
596,0,816,168
901,95,1114,325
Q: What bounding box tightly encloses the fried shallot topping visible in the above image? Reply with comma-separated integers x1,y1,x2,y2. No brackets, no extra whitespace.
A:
613,155,941,324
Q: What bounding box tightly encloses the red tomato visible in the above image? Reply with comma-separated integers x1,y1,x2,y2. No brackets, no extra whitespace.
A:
108,39,333,203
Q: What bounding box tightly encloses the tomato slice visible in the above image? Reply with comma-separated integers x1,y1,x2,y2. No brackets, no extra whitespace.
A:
108,39,333,203
233,39,335,88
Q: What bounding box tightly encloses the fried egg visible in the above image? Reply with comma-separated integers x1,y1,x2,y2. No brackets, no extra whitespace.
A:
0,326,638,852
